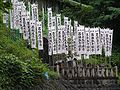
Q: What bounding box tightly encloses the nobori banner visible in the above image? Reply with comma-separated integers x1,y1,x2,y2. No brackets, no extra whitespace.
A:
61,25,66,53
31,4,39,22
21,12,28,40
77,25,85,55
57,25,63,54
94,28,101,55
47,8,52,30
85,27,90,55
52,17,57,54
89,28,96,55
104,29,113,56
73,21,78,54
37,21,43,50
30,20,36,49
64,17,69,54
48,8,53,55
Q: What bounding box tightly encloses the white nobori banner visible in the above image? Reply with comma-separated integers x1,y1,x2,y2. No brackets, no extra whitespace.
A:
77,25,85,55
108,29,113,56
52,17,57,54
21,11,28,40
94,28,101,55
73,21,78,54
100,28,106,51
37,21,43,50
48,8,53,55
104,29,113,56
64,17,69,54
26,11,31,45
30,20,36,48
57,25,63,54
67,19,71,37
31,4,39,22
47,8,52,30
61,25,66,53
90,28,96,55
85,27,90,57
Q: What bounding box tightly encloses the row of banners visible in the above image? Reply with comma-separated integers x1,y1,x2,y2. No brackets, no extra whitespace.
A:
3,0,43,50
47,8,113,58
3,0,113,59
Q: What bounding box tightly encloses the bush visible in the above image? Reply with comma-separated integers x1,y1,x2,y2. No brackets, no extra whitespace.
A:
0,53,58,90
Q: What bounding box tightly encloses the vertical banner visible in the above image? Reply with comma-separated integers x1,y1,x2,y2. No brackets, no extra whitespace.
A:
56,14,61,54
57,25,63,54
30,20,36,48
5,13,9,28
104,29,113,56
26,11,31,45
16,2,23,33
85,27,90,58
21,12,28,40
37,21,43,50
10,0,19,29
48,8,52,30
61,25,66,53
100,28,106,53
14,2,20,29
47,8,53,55
73,21,78,54
67,19,71,37
13,1,18,29
64,17,68,54
14,1,24,29
71,26,74,53
90,28,96,54
95,28,101,55
52,17,57,54
77,25,85,55
108,29,113,56
104,29,109,56
80,25,85,55
31,4,39,22
10,0,14,28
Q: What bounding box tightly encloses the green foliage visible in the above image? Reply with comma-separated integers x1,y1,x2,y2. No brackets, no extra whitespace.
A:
0,0,12,13
0,54,47,89
0,30,38,61
85,57,100,65
111,53,120,66
0,54,27,89
0,34,58,89
0,18,58,89
60,0,93,23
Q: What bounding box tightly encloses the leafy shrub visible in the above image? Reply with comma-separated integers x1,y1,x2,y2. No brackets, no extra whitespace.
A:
0,27,58,89
0,53,58,90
